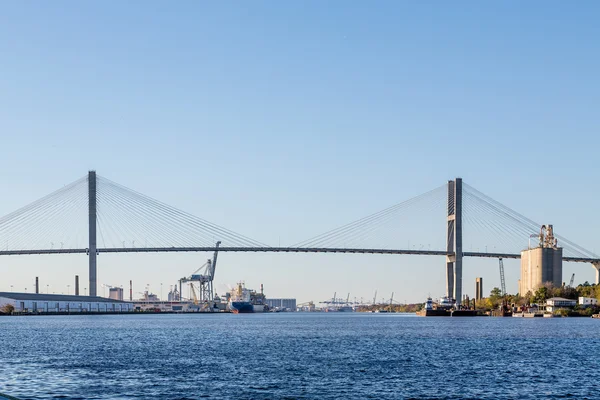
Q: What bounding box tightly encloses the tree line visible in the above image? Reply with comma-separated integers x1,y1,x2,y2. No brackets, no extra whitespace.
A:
475,281,600,315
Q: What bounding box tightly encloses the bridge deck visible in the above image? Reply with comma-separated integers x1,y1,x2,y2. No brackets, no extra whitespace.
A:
0,247,597,263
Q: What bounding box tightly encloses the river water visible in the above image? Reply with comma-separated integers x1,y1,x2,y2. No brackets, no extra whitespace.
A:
1,313,599,399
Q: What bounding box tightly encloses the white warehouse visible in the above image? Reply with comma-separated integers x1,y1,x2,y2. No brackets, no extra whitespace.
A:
0,292,134,314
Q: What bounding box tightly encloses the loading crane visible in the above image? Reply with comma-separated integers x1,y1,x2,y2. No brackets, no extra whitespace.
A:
190,284,199,305
179,241,221,303
569,273,575,287
297,301,316,311
499,258,507,297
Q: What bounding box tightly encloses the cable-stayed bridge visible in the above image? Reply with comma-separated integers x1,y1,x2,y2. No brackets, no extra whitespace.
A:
1,171,598,304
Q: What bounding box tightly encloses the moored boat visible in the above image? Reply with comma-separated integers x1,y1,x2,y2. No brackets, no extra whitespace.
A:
228,283,254,313
416,297,450,317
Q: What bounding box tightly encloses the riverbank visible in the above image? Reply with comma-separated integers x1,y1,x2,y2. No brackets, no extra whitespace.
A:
0,310,231,316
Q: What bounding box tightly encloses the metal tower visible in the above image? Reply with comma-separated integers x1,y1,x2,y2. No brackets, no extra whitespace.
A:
499,258,506,297
446,178,463,305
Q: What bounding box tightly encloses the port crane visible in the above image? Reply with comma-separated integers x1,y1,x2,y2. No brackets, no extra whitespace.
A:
569,273,575,287
499,258,507,297
179,241,221,303
190,284,199,305
297,301,316,311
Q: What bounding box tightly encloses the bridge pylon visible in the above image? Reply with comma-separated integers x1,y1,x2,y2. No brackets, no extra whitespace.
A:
88,171,97,297
446,178,463,305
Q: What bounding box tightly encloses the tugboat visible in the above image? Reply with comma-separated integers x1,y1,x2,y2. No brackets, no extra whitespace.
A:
228,283,254,313
416,296,451,316
437,296,455,310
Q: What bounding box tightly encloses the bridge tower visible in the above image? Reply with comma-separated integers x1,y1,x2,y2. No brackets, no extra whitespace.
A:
446,178,463,305
88,170,97,297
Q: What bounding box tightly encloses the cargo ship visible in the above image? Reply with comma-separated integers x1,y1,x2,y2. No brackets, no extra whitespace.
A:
228,283,254,313
249,284,268,313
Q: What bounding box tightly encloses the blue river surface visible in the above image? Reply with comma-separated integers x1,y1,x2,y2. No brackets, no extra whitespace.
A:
1,313,600,400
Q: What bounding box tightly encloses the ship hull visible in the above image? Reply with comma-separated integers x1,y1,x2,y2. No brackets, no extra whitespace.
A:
230,302,254,313
416,309,450,317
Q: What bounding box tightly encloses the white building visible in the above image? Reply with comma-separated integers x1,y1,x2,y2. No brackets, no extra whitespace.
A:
546,297,577,312
579,297,598,307
0,292,134,314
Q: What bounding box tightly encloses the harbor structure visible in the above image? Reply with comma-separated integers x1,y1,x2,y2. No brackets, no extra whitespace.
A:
266,298,296,311
167,284,181,301
0,292,133,314
475,277,483,301
519,225,562,295
109,287,124,301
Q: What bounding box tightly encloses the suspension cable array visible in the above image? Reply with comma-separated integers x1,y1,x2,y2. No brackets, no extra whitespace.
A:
293,184,448,250
0,177,89,251
95,176,267,249
462,183,598,259
0,174,267,252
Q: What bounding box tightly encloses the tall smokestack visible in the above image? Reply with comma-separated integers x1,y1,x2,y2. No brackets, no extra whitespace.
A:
130,280,133,301
35,277,39,294
75,275,80,296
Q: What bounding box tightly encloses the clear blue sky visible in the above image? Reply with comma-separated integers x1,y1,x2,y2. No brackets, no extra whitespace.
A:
1,2,599,303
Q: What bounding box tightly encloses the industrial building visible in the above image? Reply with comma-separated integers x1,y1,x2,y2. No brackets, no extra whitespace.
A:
109,287,124,301
0,292,134,314
266,298,296,311
519,225,562,295
475,277,483,300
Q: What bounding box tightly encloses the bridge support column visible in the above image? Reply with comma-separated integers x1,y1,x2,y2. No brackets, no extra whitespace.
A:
88,171,97,297
446,178,463,306
594,262,600,285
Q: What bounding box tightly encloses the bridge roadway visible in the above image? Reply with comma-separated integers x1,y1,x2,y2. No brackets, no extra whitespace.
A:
0,247,598,263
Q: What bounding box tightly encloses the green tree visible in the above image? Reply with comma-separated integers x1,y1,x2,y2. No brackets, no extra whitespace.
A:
577,283,596,299
490,287,502,298
532,286,549,304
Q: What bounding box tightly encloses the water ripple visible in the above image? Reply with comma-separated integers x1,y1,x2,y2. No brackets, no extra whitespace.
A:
1,314,599,399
